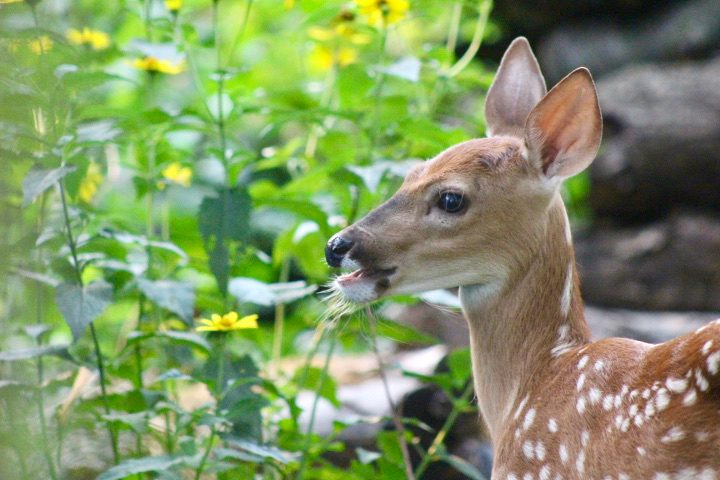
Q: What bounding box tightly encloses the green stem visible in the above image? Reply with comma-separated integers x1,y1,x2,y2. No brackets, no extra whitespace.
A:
369,26,389,158
414,382,475,479
445,0,493,78
36,338,59,480
366,307,415,480
271,259,291,377
295,336,336,480
58,180,119,463
195,337,226,480
445,2,463,58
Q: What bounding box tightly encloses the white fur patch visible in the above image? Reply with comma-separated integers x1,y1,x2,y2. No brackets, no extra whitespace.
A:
701,340,713,356
588,388,602,405
707,351,720,375
560,263,573,318
660,426,685,443
665,377,688,393
523,408,536,430
559,444,569,464
577,355,590,370
548,418,558,433
683,388,697,406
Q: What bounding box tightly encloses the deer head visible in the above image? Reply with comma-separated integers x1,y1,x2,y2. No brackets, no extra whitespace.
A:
325,37,602,306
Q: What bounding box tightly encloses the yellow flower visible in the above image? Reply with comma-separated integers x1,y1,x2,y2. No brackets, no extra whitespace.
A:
196,312,259,332
29,35,53,55
0,0,24,3
310,45,358,71
133,56,185,75
161,162,192,187
78,163,103,203
356,0,409,26
164,0,181,12
67,28,110,50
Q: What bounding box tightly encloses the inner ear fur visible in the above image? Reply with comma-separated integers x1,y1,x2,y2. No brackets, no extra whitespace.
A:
524,67,602,179
485,37,547,138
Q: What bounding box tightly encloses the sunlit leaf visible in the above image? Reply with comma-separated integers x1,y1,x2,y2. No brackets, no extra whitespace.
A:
137,277,195,323
97,455,188,480
55,281,113,342
22,165,76,207
228,278,317,306
0,344,70,362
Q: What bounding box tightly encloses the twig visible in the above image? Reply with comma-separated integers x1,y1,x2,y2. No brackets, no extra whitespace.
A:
445,0,493,78
365,307,416,480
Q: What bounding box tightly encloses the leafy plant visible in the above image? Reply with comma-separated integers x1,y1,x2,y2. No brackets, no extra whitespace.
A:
0,0,499,478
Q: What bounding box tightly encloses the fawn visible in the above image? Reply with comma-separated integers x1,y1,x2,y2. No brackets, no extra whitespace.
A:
324,37,720,479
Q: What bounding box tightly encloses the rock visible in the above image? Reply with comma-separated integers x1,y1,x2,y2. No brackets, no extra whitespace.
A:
576,212,720,310
537,0,720,81
588,56,720,220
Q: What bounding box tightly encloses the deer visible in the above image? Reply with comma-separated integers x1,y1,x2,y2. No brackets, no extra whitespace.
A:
324,37,720,479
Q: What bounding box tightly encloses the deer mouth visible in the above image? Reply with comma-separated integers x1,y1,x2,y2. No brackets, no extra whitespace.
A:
336,266,397,286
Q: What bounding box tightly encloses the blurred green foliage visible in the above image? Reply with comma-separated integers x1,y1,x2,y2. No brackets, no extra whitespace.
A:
0,0,502,478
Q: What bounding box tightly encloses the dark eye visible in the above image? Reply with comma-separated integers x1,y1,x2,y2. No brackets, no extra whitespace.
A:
438,191,466,213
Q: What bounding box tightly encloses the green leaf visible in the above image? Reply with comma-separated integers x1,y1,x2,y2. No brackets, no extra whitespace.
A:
228,278,317,307
137,277,195,323
0,344,70,362
127,331,211,355
439,453,487,480
356,447,382,465
55,281,113,342
293,366,339,407
97,455,187,480
225,438,298,465
376,319,437,346
102,411,149,433
447,348,472,388
22,165,76,207
198,188,252,293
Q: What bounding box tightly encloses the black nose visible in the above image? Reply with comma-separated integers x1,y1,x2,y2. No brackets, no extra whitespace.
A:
325,235,354,267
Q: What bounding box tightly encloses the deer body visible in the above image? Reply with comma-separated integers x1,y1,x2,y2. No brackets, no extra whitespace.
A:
325,38,720,479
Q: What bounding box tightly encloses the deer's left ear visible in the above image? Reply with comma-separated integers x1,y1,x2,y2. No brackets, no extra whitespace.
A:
524,67,602,179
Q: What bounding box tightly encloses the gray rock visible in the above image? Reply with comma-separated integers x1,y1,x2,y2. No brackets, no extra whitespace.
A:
538,0,720,81
576,212,720,310
589,57,720,219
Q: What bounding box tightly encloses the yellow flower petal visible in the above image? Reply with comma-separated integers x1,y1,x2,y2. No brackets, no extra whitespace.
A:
165,0,182,12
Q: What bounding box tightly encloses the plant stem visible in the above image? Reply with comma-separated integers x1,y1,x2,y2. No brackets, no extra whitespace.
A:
195,337,226,480
271,258,291,377
365,307,416,480
413,381,474,479
445,0,493,78
35,337,59,480
295,335,336,480
446,2,463,58
58,180,119,463
369,26,389,157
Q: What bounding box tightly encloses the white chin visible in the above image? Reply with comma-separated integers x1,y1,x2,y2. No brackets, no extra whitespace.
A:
334,276,380,303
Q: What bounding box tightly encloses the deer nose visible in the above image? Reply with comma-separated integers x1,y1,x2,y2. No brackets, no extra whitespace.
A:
325,235,354,267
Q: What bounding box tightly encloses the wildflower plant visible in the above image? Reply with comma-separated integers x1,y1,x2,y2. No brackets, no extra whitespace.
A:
0,0,497,479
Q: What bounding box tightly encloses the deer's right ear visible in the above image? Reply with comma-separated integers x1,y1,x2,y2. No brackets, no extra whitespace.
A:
524,68,602,180
484,37,547,138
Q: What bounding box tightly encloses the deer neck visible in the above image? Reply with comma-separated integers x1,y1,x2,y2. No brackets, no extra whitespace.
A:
459,193,590,442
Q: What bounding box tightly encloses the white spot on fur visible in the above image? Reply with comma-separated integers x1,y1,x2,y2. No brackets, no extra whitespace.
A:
633,415,644,427
515,428,521,439
523,408,536,430
560,263,573,318
603,395,614,411
593,360,605,371
514,395,529,420
551,324,575,357
666,377,688,393
660,426,685,443
683,388,697,406
548,418,558,433
695,368,710,391
507,474,519,480
540,465,551,480
576,373,586,391
535,441,546,461
708,351,720,375
701,340,713,356
614,394,622,408
644,402,656,417
653,474,670,480
695,431,710,442
523,473,533,480
619,474,630,480
575,450,585,474
576,396,586,414
577,355,590,370
656,388,670,411
642,388,651,399
581,430,589,447
698,468,717,480
637,446,646,456
559,444,569,464
523,440,535,460
629,404,639,416
620,417,630,432
589,388,602,405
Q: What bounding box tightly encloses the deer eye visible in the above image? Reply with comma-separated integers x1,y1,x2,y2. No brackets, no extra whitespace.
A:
438,191,466,213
